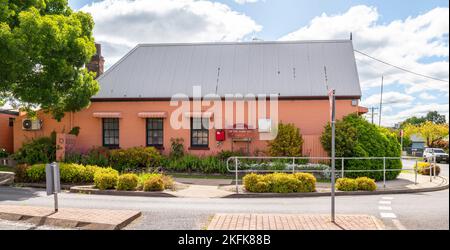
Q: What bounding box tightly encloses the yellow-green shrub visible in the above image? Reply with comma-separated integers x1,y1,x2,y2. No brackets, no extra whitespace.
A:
143,175,164,191
415,162,440,176
336,178,358,191
59,163,86,183
355,177,377,191
243,172,316,193
26,164,46,182
117,173,139,191
94,171,119,190
294,173,316,192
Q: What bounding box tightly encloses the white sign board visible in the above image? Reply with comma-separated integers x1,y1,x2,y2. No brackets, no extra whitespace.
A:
46,163,61,195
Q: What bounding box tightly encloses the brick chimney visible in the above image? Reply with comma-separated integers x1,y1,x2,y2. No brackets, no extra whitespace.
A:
87,43,105,78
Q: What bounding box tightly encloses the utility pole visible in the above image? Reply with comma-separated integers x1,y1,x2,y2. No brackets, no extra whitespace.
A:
370,107,378,124
378,75,384,127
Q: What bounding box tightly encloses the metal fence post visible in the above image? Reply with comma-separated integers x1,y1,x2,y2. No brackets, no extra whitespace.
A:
383,157,386,188
292,157,295,174
429,157,432,182
341,158,344,178
235,157,239,194
433,155,437,179
414,159,417,185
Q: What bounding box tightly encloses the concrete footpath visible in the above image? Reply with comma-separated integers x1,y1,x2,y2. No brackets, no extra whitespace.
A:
0,205,141,230
207,213,384,230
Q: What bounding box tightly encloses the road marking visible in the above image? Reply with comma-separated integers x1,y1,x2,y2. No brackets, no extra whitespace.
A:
380,212,397,219
379,200,391,205
392,219,406,230
381,197,394,200
378,206,392,211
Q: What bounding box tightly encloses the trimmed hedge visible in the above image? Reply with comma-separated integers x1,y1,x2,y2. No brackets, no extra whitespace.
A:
117,173,139,191
163,155,227,174
355,177,377,191
335,178,358,191
336,177,377,191
243,172,316,193
94,171,119,190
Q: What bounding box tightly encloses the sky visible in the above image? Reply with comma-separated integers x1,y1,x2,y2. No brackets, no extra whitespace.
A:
66,0,449,127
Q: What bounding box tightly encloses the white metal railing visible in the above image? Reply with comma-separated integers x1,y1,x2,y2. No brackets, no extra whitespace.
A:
226,155,440,194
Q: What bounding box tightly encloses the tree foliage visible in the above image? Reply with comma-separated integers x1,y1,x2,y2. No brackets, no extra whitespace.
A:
403,121,449,147
321,114,401,181
401,111,447,127
268,122,303,157
0,0,98,120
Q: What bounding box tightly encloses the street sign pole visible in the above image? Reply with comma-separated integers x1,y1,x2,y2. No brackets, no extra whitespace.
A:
329,89,336,223
46,162,61,212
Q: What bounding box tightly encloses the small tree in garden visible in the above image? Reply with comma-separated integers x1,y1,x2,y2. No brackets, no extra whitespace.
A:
321,113,402,181
169,138,185,159
268,123,303,157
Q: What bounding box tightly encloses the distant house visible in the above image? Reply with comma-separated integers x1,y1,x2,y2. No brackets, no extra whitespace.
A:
13,40,368,157
409,134,426,156
0,110,18,153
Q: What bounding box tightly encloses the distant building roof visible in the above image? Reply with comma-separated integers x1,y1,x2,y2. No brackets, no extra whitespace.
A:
0,109,19,116
410,134,426,142
94,40,362,99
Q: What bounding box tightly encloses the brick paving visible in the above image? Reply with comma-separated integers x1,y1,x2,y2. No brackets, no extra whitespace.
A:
207,214,383,230
0,205,141,230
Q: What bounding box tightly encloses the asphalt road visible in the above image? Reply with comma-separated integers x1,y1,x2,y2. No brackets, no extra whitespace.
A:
0,162,448,230
0,186,448,230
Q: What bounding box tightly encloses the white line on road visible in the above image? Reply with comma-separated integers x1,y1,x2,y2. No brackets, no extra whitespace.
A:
378,206,392,211
380,212,397,219
392,219,406,230
379,200,391,205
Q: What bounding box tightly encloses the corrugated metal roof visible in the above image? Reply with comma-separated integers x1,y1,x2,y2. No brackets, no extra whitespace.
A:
94,40,362,99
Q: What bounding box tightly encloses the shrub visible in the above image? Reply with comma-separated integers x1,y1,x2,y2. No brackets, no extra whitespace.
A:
355,177,377,191
13,137,56,165
268,123,303,157
59,163,86,183
321,114,402,181
26,164,46,182
14,164,30,182
0,148,9,158
294,173,316,192
161,175,174,190
243,172,316,193
109,147,162,172
143,175,165,191
169,138,185,159
138,173,172,190
117,174,139,191
336,178,358,191
94,171,119,190
415,162,440,176
84,165,104,182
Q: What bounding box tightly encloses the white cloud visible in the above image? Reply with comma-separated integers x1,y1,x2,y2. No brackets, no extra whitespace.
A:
81,0,262,68
362,92,414,107
280,5,449,95
419,92,437,100
234,0,260,4
381,103,449,127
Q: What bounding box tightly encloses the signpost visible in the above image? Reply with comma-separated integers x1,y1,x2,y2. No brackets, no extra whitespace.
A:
328,89,336,223
46,162,61,212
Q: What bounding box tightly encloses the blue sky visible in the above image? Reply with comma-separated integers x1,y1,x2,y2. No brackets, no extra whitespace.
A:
68,0,449,126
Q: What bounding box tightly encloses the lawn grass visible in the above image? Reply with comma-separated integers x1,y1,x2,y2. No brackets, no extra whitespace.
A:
0,165,14,172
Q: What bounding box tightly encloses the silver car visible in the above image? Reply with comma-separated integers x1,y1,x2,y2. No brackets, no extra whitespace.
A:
423,148,449,164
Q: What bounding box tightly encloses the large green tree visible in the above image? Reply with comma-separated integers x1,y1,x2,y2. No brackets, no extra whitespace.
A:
0,0,99,120
400,111,447,127
321,114,402,181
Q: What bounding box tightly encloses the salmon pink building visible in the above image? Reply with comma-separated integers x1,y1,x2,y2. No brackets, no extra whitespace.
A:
0,110,18,153
13,40,367,157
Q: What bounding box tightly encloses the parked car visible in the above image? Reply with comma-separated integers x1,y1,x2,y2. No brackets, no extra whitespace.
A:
423,148,449,164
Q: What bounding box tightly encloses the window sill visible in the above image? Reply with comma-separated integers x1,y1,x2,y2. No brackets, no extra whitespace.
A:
189,146,210,151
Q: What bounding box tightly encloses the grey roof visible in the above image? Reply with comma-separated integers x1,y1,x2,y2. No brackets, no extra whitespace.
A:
94,40,362,99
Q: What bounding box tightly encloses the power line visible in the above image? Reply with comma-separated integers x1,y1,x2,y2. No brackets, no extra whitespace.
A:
354,49,449,83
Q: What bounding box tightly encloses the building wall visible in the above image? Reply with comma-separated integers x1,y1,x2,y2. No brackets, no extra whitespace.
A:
13,99,360,157
0,113,16,153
